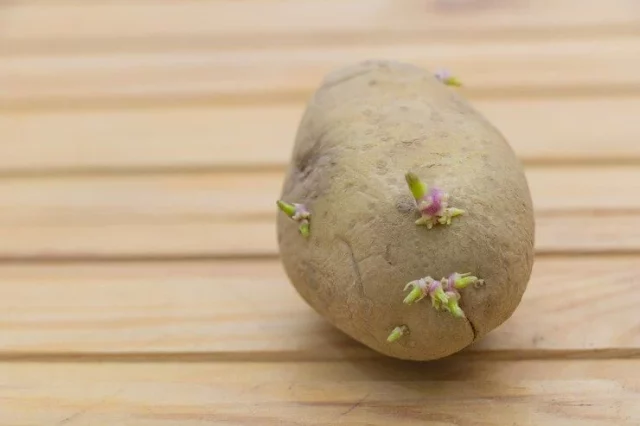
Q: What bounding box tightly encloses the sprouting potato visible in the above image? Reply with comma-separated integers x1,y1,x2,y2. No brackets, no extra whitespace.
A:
277,60,535,361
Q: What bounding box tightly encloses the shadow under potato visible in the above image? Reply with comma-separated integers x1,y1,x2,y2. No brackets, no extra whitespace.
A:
308,311,515,381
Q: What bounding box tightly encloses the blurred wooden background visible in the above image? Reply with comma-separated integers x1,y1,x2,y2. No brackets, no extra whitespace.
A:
1,0,639,424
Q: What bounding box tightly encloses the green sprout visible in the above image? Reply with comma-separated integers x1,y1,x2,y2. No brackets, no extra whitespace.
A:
387,325,409,343
277,200,311,237
402,273,483,319
435,69,462,87
405,172,428,200
404,172,464,229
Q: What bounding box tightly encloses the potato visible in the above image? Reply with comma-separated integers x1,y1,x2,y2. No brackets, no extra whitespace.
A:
276,60,535,361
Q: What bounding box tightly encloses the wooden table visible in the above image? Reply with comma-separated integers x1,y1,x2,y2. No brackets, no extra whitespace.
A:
1,1,639,424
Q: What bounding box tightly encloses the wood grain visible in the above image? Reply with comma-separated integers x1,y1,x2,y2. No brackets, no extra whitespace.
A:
0,257,637,355
3,215,640,259
2,98,640,171
4,0,639,47
3,37,640,106
0,361,638,425
0,167,638,258
3,166,639,220
2,1,639,423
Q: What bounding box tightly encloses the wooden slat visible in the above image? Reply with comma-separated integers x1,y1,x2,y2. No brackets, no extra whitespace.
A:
534,215,640,254
4,167,640,221
0,167,639,258
0,361,637,425
2,98,640,171
3,2,638,423
3,38,640,106
3,215,640,259
4,0,639,45
0,257,638,355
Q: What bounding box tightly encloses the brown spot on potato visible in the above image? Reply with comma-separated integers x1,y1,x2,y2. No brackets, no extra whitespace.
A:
395,198,415,214
383,244,394,265
401,138,420,147
376,159,388,175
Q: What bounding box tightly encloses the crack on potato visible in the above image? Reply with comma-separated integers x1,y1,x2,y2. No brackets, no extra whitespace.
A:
336,235,366,300
334,236,379,344
383,244,393,266
354,252,377,265
466,315,479,341
356,246,393,267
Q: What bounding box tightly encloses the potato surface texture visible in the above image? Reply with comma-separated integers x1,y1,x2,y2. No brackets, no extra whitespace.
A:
276,60,535,361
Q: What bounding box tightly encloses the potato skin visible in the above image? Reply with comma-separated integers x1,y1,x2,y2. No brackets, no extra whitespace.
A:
277,60,535,361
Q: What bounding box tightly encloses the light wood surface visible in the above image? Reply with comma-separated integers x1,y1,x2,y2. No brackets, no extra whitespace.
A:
1,0,639,424
4,99,640,170
0,361,637,425
0,257,638,355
